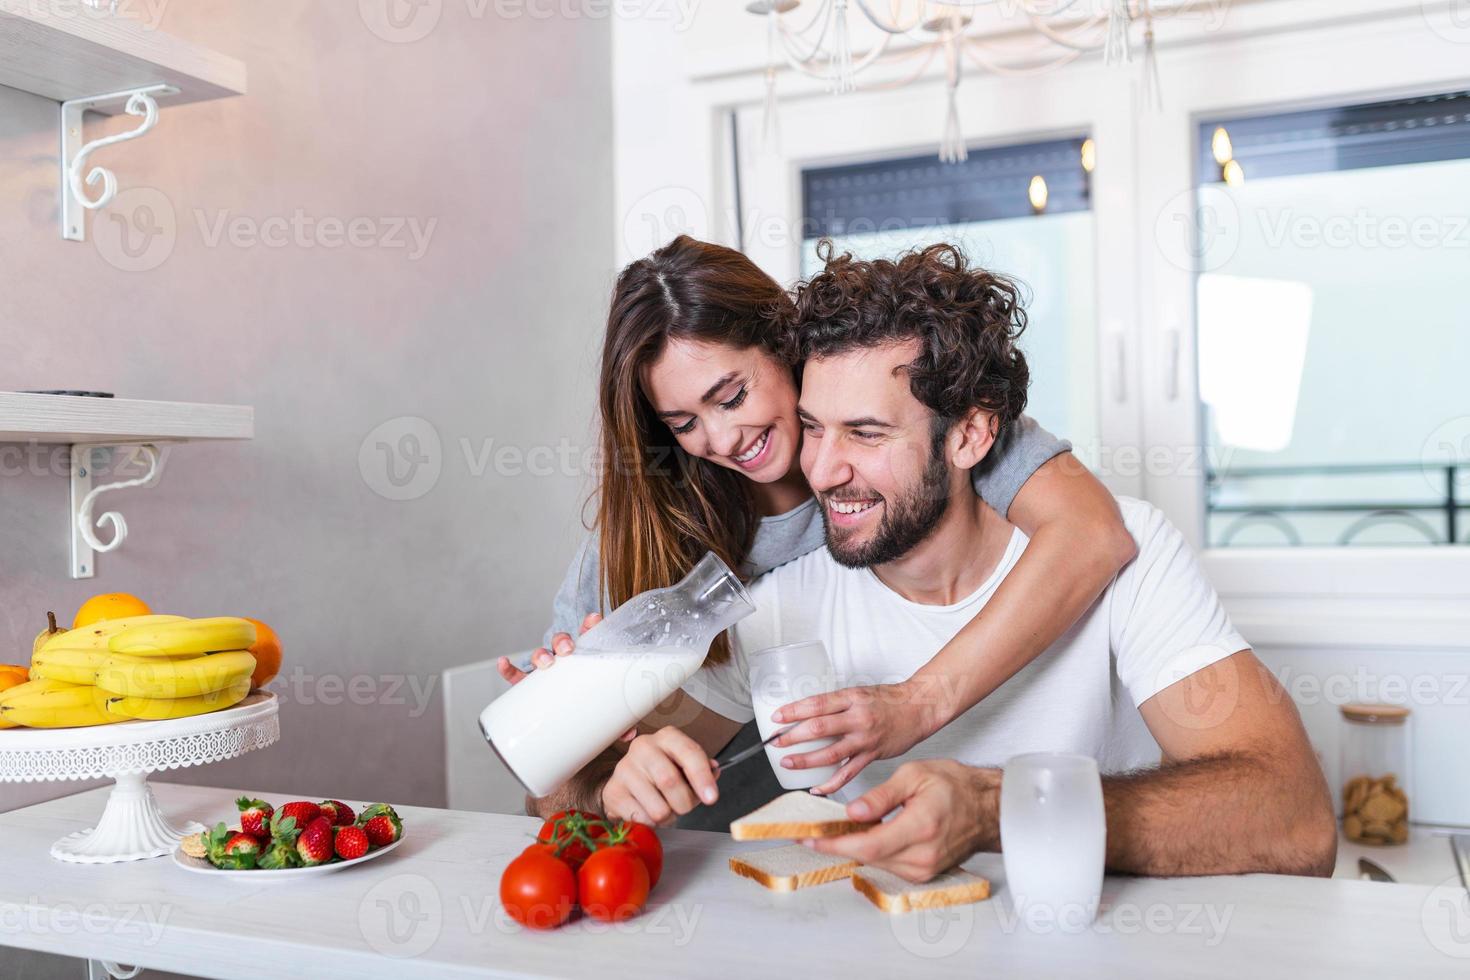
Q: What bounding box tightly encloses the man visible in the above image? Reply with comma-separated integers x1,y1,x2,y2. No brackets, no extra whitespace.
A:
539,243,1337,882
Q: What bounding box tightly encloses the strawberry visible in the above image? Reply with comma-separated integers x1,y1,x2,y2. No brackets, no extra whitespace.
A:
258,840,300,870
358,803,403,848
318,800,356,826
235,797,274,839
276,801,321,828
294,816,334,867
206,822,261,870
334,824,369,861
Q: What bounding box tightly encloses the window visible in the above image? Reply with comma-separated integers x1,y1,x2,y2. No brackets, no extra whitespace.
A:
1194,92,1470,547
798,137,1100,466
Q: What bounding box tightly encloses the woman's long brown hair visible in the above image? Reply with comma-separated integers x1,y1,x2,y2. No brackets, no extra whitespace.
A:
596,235,792,664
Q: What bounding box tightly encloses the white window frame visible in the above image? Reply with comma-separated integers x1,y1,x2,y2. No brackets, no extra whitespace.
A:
707,3,1470,617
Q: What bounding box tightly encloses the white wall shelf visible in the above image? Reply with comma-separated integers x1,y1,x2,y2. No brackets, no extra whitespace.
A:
0,392,253,444
0,2,247,242
0,3,246,110
0,392,254,579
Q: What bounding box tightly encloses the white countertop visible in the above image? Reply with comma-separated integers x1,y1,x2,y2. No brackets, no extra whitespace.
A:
2,783,1468,979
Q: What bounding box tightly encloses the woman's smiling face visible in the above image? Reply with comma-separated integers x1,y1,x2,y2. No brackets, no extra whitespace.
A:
642,339,801,483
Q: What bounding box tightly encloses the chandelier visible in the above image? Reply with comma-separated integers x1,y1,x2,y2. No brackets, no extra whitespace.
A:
748,0,1166,162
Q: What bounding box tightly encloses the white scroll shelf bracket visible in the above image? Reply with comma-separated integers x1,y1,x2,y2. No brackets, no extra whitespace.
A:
70,443,165,580
61,83,178,242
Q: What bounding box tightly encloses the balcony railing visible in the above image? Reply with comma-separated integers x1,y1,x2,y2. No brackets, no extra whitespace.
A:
1206,462,1467,547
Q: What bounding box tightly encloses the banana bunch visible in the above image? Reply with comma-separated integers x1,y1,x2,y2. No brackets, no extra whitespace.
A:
0,678,118,729
18,616,258,728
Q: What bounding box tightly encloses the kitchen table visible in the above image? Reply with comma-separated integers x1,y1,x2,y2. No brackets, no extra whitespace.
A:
2,783,1467,979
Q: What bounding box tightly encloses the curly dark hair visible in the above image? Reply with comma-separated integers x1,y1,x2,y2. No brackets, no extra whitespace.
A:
789,240,1030,435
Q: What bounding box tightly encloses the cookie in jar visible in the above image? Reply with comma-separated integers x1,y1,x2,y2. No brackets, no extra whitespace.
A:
1339,703,1410,845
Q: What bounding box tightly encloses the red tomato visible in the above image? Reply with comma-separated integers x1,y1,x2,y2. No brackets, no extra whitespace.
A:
577,846,650,922
536,810,607,869
500,846,576,929
614,822,664,889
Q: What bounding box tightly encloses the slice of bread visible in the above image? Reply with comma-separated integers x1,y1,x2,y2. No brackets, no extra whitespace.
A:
852,866,991,914
730,790,875,841
729,844,859,892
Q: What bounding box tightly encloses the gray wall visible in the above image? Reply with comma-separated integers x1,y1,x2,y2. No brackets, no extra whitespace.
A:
0,0,610,830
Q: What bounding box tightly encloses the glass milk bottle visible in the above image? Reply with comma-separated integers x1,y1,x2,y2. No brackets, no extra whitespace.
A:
479,552,755,798
1339,703,1411,845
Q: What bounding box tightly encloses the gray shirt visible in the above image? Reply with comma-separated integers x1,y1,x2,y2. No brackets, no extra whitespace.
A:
539,413,1068,830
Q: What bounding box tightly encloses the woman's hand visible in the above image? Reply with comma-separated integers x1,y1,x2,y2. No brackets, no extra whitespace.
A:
496,612,603,685
494,613,636,743
771,680,940,796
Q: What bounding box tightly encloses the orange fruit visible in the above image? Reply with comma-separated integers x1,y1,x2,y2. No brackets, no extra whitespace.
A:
73,593,151,629
0,666,28,693
244,618,282,688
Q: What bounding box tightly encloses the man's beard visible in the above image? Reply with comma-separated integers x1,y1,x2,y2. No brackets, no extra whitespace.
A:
822,436,952,569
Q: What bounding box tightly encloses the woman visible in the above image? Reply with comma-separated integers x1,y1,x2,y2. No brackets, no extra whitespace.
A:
502,235,1136,828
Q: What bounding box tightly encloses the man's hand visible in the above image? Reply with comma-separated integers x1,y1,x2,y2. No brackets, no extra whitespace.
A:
602,726,721,827
805,760,1000,883
771,681,941,795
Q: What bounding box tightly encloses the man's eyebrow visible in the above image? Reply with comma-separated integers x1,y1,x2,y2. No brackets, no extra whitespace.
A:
796,406,893,429
657,372,739,418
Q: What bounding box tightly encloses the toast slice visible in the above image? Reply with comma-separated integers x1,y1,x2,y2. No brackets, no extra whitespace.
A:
852,866,991,914
729,844,859,892
730,790,875,841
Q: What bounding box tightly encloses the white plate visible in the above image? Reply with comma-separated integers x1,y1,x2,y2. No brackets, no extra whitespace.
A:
173,834,404,879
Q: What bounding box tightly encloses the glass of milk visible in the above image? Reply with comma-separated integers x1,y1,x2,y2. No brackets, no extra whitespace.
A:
999,752,1106,934
748,640,842,790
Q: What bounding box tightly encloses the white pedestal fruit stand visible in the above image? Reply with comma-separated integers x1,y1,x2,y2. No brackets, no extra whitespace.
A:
0,691,278,863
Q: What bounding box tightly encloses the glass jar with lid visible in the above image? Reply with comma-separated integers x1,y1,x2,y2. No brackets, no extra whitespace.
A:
1338,703,1410,845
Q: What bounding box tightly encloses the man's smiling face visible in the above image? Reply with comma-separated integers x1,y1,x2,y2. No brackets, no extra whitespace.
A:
798,340,956,568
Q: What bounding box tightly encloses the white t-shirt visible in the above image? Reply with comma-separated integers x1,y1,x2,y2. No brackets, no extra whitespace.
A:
682,497,1249,801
